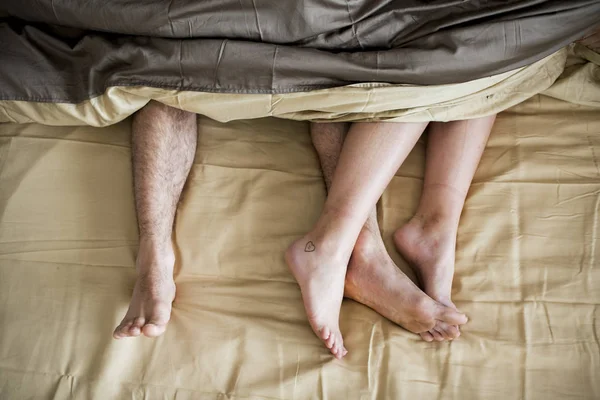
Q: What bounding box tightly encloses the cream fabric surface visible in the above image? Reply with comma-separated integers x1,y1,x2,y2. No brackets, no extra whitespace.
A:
1,49,599,398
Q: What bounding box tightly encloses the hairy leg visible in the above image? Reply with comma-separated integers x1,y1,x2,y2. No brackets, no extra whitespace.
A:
311,122,468,340
114,101,197,339
286,121,464,358
394,115,496,341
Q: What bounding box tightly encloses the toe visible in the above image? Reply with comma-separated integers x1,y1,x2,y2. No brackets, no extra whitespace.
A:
142,303,172,337
420,331,434,342
330,335,338,355
325,332,335,349
437,326,452,340
329,332,344,359
331,342,339,358
430,329,444,342
440,306,468,326
444,324,460,340
333,344,343,360
113,321,133,339
321,327,334,349
128,317,145,337
435,321,456,340
142,322,167,337
335,333,345,359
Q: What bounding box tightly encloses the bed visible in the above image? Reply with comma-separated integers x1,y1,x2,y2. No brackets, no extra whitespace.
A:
1,1,599,398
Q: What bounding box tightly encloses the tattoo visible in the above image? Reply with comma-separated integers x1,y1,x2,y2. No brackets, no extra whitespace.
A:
304,241,316,252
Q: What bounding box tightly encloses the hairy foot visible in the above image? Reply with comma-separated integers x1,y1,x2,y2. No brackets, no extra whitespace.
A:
286,237,349,359
394,216,461,342
113,241,176,339
346,227,467,341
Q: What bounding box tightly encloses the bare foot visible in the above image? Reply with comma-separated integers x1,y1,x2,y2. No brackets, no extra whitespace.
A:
113,240,176,339
394,215,462,342
286,237,349,359
346,226,467,341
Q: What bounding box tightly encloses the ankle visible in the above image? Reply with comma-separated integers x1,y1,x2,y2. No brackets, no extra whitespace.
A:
353,228,384,260
318,202,367,233
410,211,459,236
137,237,175,272
308,219,362,260
139,234,173,252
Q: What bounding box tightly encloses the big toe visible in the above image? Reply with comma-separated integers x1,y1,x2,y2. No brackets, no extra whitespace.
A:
142,322,168,337
141,306,171,337
420,331,434,342
439,304,468,326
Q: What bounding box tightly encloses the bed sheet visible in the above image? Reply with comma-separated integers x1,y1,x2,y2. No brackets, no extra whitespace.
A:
0,94,599,399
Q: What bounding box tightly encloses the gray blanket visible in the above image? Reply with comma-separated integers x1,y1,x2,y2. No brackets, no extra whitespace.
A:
1,0,599,103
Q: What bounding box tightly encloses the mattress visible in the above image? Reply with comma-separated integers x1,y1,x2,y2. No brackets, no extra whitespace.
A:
1,47,599,398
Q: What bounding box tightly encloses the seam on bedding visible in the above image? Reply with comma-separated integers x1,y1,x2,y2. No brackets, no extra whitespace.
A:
359,90,372,113
0,43,567,104
214,39,227,89
195,162,323,179
49,0,60,23
0,104,20,123
0,239,137,244
0,245,137,257
0,54,545,103
0,135,131,149
0,82,354,103
389,175,600,185
271,45,278,93
0,366,280,400
0,136,14,183
0,257,133,269
250,0,264,42
0,69,527,102
177,40,184,90
345,0,364,49
166,0,175,36
375,50,380,80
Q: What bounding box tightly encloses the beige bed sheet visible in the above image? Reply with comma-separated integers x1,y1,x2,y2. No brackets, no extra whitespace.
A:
1,52,600,400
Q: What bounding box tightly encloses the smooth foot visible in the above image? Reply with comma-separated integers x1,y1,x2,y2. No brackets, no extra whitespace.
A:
394,215,462,342
113,242,176,339
345,228,467,340
286,237,349,359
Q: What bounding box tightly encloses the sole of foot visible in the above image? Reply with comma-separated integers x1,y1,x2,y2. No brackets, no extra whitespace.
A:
345,229,466,341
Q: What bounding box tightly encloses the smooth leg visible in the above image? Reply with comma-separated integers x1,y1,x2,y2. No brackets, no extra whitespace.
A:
310,123,469,340
287,121,446,359
394,115,496,341
114,101,197,339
